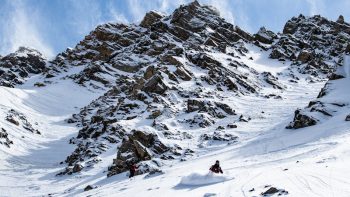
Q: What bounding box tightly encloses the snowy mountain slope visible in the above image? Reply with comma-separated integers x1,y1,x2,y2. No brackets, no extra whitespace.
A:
0,46,328,197
0,1,350,197
0,77,102,196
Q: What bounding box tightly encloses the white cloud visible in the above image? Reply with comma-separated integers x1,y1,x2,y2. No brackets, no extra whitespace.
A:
0,0,54,58
107,2,129,24
205,0,235,25
305,0,325,16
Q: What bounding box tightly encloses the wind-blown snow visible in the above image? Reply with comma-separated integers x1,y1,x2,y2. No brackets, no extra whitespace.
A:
179,172,232,186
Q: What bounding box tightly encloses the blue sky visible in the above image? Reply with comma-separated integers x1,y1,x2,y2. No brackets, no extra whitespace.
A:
0,0,349,58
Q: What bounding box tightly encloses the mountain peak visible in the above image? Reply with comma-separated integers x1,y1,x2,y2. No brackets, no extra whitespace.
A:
169,0,223,32
10,46,44,59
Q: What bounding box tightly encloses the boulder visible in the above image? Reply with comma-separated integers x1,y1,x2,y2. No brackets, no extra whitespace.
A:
72,163,83,173
175,66,192,81
286,109,317,129
297,50,313,63
261,186,288,196
254,27,277,44
142,74,168,94
5,116,19,126
84,185,94,191
261,187,279,195
187,99,235,117
227,124,237,129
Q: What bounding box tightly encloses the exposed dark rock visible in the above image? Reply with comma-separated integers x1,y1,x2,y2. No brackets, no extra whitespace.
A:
72,163,83,173
254,27,277,44
261,187,288,196
286,109,317,129
140,11,164,28
337,15,345,24
227,124,237,129
84,185,94,191
185,114,215,128
142,74,168,95
329,73,345,80
107,130,169,177
0,128,13,148
297,50,313,63
5,109,40,134
261,72,283,89
187,99,235,118
200,132,238,142
5,116,19,126
346,115,350,121
261,187,279,195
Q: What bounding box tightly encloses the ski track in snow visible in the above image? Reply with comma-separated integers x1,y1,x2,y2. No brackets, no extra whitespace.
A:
1,51,350,197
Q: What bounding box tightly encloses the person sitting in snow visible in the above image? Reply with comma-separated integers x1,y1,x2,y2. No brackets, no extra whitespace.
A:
129,163,138,178
209,160,223,174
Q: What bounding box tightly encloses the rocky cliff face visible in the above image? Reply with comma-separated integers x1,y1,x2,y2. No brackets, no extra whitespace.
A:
268,14,350,76
59,1,263,175
57,2,350,176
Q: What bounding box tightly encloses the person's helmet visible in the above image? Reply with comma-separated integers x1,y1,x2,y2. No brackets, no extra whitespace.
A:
215,160,220,164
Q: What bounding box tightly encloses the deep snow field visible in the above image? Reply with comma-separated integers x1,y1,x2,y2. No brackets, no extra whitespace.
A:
1,47,350,197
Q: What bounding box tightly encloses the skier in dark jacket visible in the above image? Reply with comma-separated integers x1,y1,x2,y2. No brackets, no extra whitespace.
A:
209,160,223,174
129,163,138,178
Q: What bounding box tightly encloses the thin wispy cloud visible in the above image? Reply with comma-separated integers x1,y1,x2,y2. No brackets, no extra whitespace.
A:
0,0,54,58
205,0,235,25
305,0,325,16
107,2,129,24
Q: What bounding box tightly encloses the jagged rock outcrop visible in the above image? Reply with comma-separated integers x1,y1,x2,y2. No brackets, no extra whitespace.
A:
200,131,238,142
286,109,317,129
254,27,277,44
140,11,164,28
107,130,169,177
0,128,13,148
270,14,350,75
0,47,47,87
5,109,40,134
